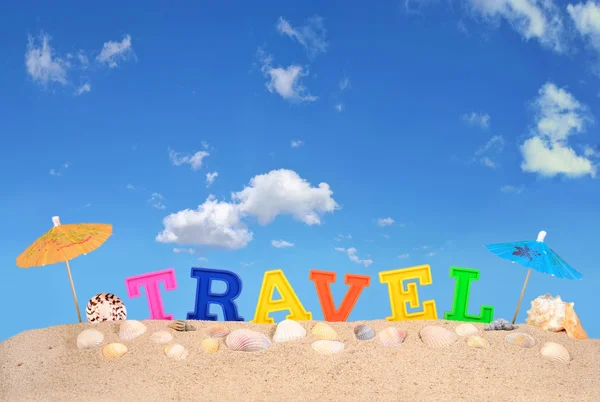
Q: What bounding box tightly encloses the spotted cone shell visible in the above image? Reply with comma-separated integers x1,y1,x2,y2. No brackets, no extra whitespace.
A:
311,340,344,355
85,293,127,323
226,329,271,352
76,329,104,350
420,326,459,348
311,322,337,340
466,335,489,348
540,342,570,363
102,343,128,359
119,320,147,341
164,344,189,360
150,331,173,344
505,333,536,348
273,319,307,343
201,338,220,353
205,323,230,338
378,327,407,346
455,323,479,337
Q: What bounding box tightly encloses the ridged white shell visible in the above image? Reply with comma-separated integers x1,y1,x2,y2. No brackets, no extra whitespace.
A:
505,332,536,348
150,330,173,344
273,319,307,342
311,340,345,355
225,329,271,352
102,343,128,358
311,322,337,340
76,329,104,350
164,344,189,360
201,338,219,353
85,293,127,323
119,320,147,340
378,327,407,346
205,323,230,338
540,342,570,363
420,326,458,348
466,335,489,348
455,323,479,337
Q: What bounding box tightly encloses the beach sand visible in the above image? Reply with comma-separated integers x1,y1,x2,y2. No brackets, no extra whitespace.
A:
1,319,599,402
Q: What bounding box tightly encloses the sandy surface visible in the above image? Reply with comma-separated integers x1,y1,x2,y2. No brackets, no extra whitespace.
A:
1,319,599,402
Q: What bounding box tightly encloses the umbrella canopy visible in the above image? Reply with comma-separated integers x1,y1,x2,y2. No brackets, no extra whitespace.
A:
16,216,112,322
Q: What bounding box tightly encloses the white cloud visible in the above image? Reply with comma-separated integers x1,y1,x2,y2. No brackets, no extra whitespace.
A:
463,112,491,128
335,103,344,112
149,193,165,209
480,156,498,168
520,82,596,178
96,34,134,68
49,162,69,176
49,169,60,176
169,148,210,171
74,83,91,96
426,251,437,257
173,247,198,254
500,185,525,194
398,253,410,259
335,247,373,267
198,257,208,262
271,240,295,248
340,77,350,90
334,233,352,241
291,140,304,148
25,33,69,85
276,16,328,58
258,50,317,102
206,172,218,187
567,2,600,55
126,183,136,190
474,135,505,168
377,217,395,227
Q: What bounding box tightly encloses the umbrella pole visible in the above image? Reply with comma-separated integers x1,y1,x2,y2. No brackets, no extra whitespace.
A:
512,268,532,324
64,260,82,323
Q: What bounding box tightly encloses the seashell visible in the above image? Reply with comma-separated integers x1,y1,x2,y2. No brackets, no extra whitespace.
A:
168,320,196,332
164,344,188,360
505,333,536,348
119,320,147,341
226,329,271,352
526,294,589,340
76,329,104,350
205,323,230,338
455,323,479,337
85,293,127,323
150,331,173,344
102,343,128,358
201,338,219,353
354,324,376,341
419,326,458,348
311,340,345,355
273,319,307,343
311,322,337,340
540,342,570,364
378,327,407,346
466,335,489,348
484,318,515,331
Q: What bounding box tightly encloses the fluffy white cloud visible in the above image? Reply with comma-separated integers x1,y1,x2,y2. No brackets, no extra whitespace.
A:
568,2,600,54
272,240,295,248
25,34,69,85
335,247,373,267
276,16,328,58
258,50,317,102
291,140,304,148
377,217,395,227
463,112,491,128
169,148,210,171
96,35,133,68
206,172,218,187
74,83,91,96
520,82,596,178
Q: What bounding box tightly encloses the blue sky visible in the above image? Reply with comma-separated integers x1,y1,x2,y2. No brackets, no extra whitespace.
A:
1,0,599,342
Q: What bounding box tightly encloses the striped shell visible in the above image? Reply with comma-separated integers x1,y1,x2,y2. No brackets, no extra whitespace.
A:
312,340,345,355
354,324,376,341
455,323,479,337
311,322,337,340
119,320,147,341
466,335,489,348
540,342,570,364
85,293,127,323
201,338,220,353
76,329,104,350
378,327,407,346
164,344,188,360
205,323,230,338
150,331,173,344
273,319,307,343
168,320,196,332
225,329,271,352
505,333,536,348
420,326,458,348
102,343,128,359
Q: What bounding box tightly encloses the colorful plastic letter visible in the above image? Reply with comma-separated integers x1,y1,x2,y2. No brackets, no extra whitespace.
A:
444,266,494,323
125,268,177,320
187,267,244,321
309,270,371,321
252,269,312,324
378,265,438,321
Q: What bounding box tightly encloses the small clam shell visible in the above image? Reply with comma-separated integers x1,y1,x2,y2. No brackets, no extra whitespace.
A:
273,319,307,343
420,326,459,348
226,329,271,352
455,323,479,337
164,344,188,360
201,338,220,353
205,323,230,338
466,335,489,348
354,324,376,341
311,340,345,355
311,322,337,340
378,327,407,346
102,343,128,359
150,331,173,344
505,333,536,348
76,329,104,350
540,342,570,363
168,320,196,332
119,320,147,341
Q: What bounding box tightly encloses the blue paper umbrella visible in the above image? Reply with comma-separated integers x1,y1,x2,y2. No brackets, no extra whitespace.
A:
484,230,583,324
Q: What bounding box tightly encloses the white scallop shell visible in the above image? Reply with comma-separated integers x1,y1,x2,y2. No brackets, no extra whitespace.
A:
311,322,337,340
455,323,479,337
102,343,128,358
540,342,570,364
311,340,345,355
76,329,104,350
150,330,173,344
225,329,271,352
420,326,459,348
164,344,189,360
273,319,307,342
85,293,127,323
119,320,147,341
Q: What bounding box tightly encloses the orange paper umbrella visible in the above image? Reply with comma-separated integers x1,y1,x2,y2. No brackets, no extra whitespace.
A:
16,216,113,323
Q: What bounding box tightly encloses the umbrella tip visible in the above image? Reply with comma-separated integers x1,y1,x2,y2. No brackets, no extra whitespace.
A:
537,230,547,242
52,216,61,227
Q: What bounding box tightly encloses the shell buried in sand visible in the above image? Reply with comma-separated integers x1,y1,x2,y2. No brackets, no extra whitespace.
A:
312,340,344,355
540,342,571,364
119,320,147,341
311,322,337,340
273,319,307,343
150,331,173,344
378,327,407,346
205,323,230,338
226,329,271,352
164,344,189,360
102,343,128,359
76,329,104,350
420,326,458,348
455,323,479,337
85,293,127,323
201,338,220,353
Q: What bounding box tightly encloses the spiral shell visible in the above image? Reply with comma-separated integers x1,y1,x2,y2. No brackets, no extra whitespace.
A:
466,335,489,348
455,323,479,337
378,327,407,346
505,333,536,348
311,340,345,355
273,319,307,343
164,344,189,360
150,331,173,344
201,338,220,353
119,320,147,341
85,293,127,323
540,342,570,364
419,326,458,348
311,322,337,340
526,294,589,340
354,324,376,341
168,320,196,332
102,343,128,359
76,329,104,350
204,323,230,338
226,329,271,352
